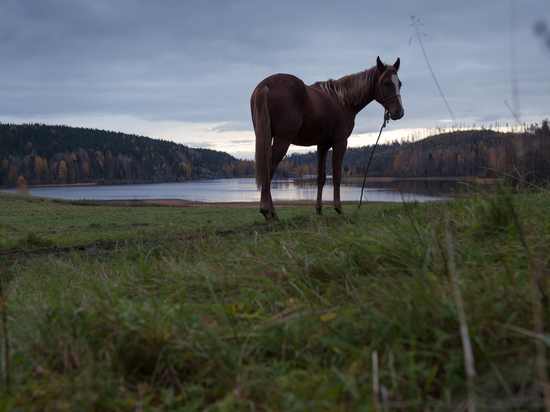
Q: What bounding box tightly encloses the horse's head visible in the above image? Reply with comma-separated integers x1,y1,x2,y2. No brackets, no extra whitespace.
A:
374,56,404,121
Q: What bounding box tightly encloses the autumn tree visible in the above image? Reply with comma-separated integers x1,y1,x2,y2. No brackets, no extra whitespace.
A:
58,160,68,183
16,175,29,195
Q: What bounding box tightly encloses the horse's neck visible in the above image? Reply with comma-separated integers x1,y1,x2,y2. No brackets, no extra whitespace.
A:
315,67,379,114
350,93,375,114
340,68,379,114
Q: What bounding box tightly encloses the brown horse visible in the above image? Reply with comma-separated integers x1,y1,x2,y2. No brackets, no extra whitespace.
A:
251,56,404,221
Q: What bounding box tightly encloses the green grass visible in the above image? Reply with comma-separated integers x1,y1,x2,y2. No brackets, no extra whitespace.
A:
0,188,549,410
0,192,309,253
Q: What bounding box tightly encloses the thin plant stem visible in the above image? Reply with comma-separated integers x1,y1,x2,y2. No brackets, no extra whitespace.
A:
444,205,475,411
372,350,380,412
411,16,457,126
504,189,550,411
509,0,521,123
531,259,550,412
0,278,9,394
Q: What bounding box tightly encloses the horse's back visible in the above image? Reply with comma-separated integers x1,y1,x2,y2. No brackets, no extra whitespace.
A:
254,74,306,107
254,73,305,91
252,74,308,136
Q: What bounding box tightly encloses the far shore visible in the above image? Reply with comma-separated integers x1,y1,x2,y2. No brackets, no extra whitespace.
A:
0,182,99,189
342,176,503,184
0,176,503,190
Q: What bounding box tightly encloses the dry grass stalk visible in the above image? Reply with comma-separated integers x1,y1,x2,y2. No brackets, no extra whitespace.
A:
372,350,380,412
444,206,475,411
530,250,550,412
492,320,550,345
0,278,9,394
506,193,550,411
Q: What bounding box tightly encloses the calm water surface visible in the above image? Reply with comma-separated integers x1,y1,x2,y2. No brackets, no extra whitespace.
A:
0,178,465,203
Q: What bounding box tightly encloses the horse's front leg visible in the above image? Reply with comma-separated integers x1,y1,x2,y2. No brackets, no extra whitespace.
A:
332,140,347,215
316,147,329,215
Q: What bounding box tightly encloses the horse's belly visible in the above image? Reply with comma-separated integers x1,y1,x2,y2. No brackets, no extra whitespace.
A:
291,117,335,146
292,120,351,147
292,134,326,147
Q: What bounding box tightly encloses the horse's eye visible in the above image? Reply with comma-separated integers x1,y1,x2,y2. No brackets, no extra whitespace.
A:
384,82,390,87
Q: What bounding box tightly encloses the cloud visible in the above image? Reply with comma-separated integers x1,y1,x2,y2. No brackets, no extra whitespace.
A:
0,0,549,160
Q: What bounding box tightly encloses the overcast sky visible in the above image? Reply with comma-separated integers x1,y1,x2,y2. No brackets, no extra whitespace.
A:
1,0,549,159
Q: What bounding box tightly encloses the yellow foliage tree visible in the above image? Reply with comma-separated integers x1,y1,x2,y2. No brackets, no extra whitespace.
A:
16,175,29,195
180,162,192,179
58,160,68,183
95,151,105,169
34,156,48,184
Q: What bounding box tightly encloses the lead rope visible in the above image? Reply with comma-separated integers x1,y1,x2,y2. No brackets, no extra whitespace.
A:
358,109,390,209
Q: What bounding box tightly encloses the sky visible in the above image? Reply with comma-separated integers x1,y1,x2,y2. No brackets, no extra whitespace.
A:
1,0,549,160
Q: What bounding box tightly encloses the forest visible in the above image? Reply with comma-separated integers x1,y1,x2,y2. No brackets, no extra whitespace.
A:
1,120,549,187
275,120,550,182
0,123,254,187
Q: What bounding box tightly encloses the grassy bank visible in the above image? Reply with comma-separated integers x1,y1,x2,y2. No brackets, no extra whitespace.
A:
0,188,549,410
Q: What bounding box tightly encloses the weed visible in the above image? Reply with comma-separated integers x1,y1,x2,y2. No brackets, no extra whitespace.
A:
13,232,54,249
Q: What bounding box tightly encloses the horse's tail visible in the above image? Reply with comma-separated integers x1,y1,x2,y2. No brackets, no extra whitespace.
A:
251,85,271,190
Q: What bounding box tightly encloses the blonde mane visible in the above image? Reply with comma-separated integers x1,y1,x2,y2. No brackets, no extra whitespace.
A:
316,65,386,107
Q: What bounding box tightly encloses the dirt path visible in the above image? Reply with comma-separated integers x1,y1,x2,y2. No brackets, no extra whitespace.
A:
104,199,364,208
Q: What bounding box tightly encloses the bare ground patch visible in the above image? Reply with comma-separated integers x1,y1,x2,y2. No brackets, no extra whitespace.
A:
103,199,366,208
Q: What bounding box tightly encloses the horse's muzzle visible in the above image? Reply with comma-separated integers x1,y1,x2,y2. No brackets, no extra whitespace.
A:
390,107,404,120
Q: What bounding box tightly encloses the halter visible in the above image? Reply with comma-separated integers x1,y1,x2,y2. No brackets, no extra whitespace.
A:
377,70,401,112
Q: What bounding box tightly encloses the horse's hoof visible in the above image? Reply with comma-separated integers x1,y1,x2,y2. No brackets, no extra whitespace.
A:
334,207,344,215
316,206,323,215
261,209,279,222
261,209,272,221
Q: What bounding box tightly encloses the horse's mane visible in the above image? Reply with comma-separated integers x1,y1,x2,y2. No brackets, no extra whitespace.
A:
315,65,384,107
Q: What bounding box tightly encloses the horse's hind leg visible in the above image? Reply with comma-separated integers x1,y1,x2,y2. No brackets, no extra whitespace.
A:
262,138,293,221
260,183,277,221
258,137,286,222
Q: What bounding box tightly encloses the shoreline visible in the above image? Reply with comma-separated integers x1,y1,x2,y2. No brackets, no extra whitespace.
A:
0,182,99,189
342,176,503,184
0,176,502,190
83,199,372,208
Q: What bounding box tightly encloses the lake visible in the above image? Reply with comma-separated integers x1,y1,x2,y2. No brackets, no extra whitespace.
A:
0,178,473,203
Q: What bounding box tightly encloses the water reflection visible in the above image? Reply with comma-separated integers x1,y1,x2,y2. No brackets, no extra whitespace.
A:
0,177,471,203
272,179,446,203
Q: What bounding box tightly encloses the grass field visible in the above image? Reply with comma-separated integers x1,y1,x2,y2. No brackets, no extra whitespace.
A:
0,187,549,411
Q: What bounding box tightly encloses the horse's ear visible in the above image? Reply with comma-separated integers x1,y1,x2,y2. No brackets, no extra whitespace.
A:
376,56,385,73
393,58,400,71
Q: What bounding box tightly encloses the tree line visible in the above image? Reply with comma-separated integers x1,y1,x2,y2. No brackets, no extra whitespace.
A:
2,120,549,188
1,123,254,187
275,120,550,182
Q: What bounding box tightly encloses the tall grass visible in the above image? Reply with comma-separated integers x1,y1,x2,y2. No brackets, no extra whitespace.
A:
0,188,549,410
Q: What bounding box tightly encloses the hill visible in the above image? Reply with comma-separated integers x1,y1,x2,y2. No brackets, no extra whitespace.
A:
2,120,549,188
0,123,254,187
275,121,550,181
